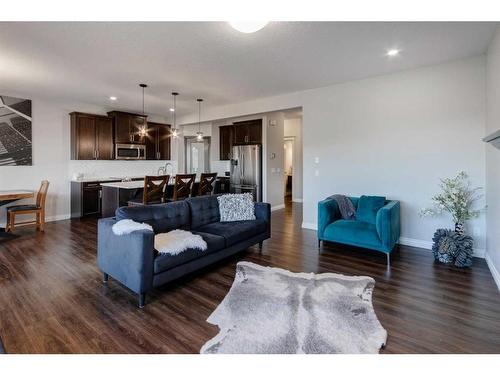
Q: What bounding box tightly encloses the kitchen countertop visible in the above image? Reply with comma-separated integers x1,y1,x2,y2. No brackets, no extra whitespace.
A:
100,175,225,189
100,181,146,189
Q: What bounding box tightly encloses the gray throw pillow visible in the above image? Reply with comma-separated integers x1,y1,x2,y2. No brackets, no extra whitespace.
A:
218,193,256,222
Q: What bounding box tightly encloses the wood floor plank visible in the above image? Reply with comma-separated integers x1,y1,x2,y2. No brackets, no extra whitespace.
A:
0,200,499,353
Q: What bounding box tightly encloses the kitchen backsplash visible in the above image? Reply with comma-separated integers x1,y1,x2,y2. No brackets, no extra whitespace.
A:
68,160,178,181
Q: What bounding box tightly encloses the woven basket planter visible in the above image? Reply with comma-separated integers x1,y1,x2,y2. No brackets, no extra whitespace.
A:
432,228,474,268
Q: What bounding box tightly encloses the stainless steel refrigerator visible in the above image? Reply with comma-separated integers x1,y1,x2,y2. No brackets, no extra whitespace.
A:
230,144,262,202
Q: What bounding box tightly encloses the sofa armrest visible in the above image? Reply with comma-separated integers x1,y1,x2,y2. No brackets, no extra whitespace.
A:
97,218,155,294
255,202,271,235
255,202,271,222
317,198,340,239
375,200,401,252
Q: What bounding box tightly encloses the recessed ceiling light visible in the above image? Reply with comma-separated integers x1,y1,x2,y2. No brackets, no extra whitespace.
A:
229,21,268,33
169,108,175,112
109,96,117,101
387,49,401,57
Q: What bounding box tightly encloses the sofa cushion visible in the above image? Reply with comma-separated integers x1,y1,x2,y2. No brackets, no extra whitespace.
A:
196,219,267,247
154,231,225,273
324,220,381,249
356,195,386,225
187,195,221,229
115,201,190,234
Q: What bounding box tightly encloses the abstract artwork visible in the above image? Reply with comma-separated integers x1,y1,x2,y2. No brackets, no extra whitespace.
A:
0,95,32,166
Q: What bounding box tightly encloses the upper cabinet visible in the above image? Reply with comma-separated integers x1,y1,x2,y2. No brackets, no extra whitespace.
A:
107,111,148,144
70,112,114,160
233,119,262,145
219,125,234,160
146,122,171,160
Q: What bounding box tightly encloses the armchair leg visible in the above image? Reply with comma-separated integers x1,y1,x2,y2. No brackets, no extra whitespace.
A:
386,253,391,267
139,293,146,308
318,239,322,253
103,272,109,283
258,242,263,253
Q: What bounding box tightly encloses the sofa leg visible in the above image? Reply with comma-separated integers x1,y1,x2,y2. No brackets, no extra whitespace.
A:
103,272,109,283
318,239,322,253
386,253,391,267
139,293,146,308
259,242,263,253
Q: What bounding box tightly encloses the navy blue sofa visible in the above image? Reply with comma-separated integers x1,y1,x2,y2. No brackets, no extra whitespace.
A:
97,194,271,307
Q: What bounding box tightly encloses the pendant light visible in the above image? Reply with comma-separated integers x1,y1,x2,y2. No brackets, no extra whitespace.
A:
196,98,203,141
139,83,148,137
171,92,179,138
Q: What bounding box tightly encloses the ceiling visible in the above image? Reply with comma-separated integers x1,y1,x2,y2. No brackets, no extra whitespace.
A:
0,22,496,117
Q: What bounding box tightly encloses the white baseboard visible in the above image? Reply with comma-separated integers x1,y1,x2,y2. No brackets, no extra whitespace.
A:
271,204,285,212
485,252,500,291
292,198,303,203
301,222,317,230
46,214,71,222
398,236,485,258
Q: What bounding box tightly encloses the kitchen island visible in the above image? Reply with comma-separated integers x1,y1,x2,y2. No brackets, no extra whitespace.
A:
100,176,230,218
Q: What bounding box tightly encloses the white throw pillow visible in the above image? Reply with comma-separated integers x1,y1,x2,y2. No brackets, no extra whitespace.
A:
155,229,207,255
217,193,256,222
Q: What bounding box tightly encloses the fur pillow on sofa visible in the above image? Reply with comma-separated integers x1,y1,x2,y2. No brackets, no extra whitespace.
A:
218,193,256,222
155,229,207,255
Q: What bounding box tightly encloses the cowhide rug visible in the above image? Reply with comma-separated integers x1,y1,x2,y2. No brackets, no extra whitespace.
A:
201,262,387,354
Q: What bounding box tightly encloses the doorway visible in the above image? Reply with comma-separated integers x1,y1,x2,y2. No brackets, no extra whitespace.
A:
185,136,211,178
284,137,294,200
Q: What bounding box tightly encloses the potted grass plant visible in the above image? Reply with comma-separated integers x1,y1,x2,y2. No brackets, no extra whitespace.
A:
420,171,484,267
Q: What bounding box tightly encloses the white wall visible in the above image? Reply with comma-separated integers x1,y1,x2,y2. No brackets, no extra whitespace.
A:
0,94,172,225
485,26,500,289
284,117,303,201
179,56,487,254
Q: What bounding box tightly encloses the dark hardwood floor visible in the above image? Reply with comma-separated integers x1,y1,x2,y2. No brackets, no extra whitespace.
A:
0,201,499,353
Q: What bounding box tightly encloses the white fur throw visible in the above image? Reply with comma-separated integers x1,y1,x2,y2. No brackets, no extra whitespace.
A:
154,229,207,255
112,219,153,235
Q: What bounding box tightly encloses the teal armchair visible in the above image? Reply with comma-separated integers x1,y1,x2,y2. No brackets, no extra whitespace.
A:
317,196,400,265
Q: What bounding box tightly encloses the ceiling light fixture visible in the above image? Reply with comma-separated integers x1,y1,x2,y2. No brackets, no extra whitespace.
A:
196,98,204,141
387,48,401,57
109,96,117,101
171,92,179,138
229,21,268,33
139,83,148,137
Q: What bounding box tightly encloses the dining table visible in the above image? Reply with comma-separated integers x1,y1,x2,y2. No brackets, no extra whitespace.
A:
0,189,35,241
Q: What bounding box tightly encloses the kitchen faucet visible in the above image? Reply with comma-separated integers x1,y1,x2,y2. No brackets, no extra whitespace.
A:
158,162,173,176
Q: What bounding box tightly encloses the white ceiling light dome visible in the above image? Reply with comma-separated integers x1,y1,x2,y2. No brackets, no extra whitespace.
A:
229,21,268,33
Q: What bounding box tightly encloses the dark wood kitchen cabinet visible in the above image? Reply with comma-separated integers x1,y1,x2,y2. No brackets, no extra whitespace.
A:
71,181,113,218
107,111,148,144
146,122,171,160
233,119,262,145
70,112,114,160
219,125,234,160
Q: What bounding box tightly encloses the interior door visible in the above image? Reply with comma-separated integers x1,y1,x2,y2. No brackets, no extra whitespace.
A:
185,137,210,178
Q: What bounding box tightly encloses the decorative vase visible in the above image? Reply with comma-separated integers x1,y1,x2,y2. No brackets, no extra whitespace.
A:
455,221,465,235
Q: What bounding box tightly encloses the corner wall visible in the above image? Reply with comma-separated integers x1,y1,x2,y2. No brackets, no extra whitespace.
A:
486,26,500,289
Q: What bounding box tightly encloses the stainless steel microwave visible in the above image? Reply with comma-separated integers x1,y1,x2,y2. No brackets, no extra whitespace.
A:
115,143,146,160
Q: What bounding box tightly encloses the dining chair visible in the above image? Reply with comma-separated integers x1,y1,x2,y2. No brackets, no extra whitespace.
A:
198,173,218,196
6,180,50,232
171,174,196,201
128,175,170,206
